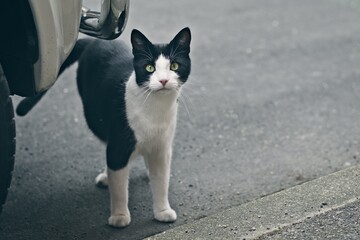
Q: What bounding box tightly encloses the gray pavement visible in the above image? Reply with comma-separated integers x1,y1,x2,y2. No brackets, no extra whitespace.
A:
263,201,360,240
148,166,360,239
1,0,360,239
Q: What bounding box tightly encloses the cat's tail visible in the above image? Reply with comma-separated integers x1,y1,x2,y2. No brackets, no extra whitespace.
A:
16,38,92,116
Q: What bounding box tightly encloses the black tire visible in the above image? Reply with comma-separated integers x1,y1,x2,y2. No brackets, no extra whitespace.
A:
0,64,16,215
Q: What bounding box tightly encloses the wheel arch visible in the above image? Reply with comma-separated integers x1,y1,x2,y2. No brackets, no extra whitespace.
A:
0,0,39,97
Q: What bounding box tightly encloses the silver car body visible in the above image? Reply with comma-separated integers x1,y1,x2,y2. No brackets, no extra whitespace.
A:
28,0,129,92
28,0,83,92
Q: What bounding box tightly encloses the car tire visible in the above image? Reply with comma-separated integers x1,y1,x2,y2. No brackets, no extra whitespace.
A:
0,64,16,215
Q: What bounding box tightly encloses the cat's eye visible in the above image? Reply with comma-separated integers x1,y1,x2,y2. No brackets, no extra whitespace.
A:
145,64,155,73
170,62,179,71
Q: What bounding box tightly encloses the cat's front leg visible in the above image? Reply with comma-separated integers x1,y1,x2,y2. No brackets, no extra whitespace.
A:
107,166,131,228
146,147,177,223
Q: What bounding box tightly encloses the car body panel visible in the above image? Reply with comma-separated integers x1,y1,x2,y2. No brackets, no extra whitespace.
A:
28,0,82,92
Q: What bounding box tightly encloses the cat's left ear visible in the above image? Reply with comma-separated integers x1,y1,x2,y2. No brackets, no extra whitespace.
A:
131,29,152,53
170,27,191,52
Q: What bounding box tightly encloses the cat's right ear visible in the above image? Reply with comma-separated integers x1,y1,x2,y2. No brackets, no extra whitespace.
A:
131,29,152,53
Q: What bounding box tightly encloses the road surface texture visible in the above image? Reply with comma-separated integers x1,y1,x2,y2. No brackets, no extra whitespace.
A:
1,0,360,239
148,166,360,239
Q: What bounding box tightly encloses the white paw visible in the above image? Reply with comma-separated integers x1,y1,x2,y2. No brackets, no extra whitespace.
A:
154,208,177,223
108,214,131,228
95,172,108,188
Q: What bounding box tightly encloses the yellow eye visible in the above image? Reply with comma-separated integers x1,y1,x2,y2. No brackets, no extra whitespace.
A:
145,64,155,73
170,62,179,71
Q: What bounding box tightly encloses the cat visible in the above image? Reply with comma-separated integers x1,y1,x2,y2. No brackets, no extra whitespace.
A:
17,27,191,227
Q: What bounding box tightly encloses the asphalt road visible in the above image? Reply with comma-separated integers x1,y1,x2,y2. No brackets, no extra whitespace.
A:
1,0,360,239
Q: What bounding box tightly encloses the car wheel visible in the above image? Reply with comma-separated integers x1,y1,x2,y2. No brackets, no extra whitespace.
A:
0,63,16,215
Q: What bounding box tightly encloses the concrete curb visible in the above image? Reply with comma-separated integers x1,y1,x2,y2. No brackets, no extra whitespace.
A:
147,166,360,239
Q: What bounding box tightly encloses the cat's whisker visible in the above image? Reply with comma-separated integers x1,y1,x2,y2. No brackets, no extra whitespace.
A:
179,97,192,121
171,50,189,59
137,87,151,98
146,46,154,59
180,90,196,114
187,76,205,86
138,87,151,97
175,89,192,120
138,53,152,61
135,49,154,60
141,89,153,106
135,53,152,61
181,78,210,103
169,45,176,59
170,43,181,59
181,84,204,95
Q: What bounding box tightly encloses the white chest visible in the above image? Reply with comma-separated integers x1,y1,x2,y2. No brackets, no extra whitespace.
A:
125,75,179,153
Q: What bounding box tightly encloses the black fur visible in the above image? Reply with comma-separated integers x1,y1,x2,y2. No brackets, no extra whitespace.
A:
76,39,136,170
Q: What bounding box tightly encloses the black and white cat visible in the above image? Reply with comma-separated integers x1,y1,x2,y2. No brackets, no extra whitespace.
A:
79,28,191,227
18,28,191,227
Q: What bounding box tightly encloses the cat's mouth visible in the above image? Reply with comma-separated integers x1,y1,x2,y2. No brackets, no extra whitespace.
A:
158,88,170,91
155,88,171,95
153,87,180,96
155,87,174,92
146,85,179,94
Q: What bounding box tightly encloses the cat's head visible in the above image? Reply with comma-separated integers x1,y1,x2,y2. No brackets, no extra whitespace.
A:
131,27,191,93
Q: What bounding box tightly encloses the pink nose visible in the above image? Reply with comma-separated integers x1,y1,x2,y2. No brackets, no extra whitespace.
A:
159,80,168,86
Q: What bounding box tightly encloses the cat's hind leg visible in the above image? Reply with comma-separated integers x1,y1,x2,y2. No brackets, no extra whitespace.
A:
95,167,108,188
145,147,177,223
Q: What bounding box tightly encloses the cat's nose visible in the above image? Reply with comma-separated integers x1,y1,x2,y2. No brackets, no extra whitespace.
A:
159,79,168,86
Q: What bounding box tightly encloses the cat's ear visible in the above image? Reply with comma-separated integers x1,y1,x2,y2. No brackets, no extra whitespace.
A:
131,29,152,52
170,27,191,52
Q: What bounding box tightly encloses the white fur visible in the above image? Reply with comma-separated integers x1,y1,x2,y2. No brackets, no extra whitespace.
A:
97,55,180,227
